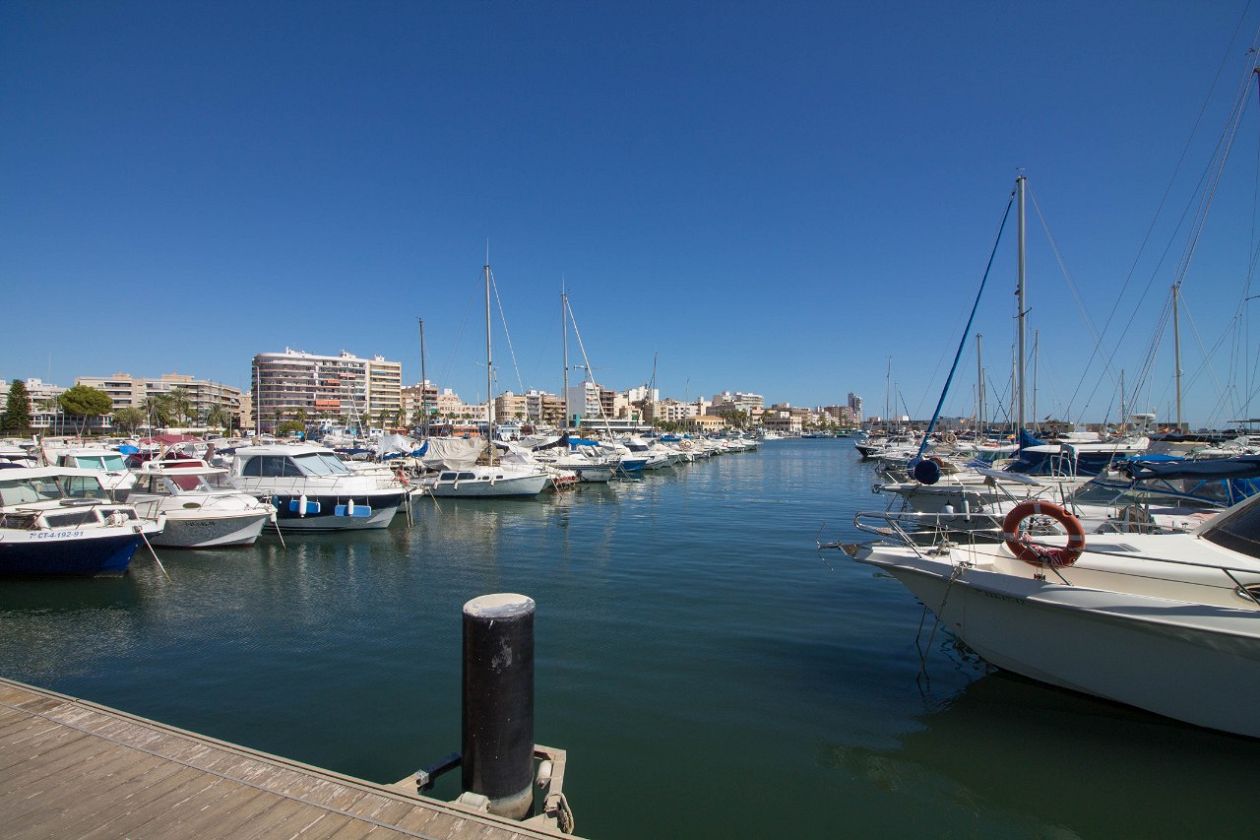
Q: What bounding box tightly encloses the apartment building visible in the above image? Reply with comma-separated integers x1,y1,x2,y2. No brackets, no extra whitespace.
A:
76,372,242,427
251,348,401,433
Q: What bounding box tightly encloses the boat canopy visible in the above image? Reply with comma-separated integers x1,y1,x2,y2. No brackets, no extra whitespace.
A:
1120,454,1260,482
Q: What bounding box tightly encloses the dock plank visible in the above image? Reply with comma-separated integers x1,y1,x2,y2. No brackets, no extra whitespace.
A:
16,758,193,839
0,677,577,840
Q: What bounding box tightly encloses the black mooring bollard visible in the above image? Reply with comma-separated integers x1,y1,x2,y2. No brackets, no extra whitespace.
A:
462,593,535,819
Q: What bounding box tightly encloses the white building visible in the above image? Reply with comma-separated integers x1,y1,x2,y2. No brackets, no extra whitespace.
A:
251,348,401,433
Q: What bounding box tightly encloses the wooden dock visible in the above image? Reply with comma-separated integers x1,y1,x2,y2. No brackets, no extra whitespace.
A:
0,677,575,839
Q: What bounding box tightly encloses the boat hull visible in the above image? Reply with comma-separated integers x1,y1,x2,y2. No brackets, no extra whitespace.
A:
0,529,142,576
150,511,273,548
868,554,1260,738
427,474,549,498
572,465,614,483
267,493,404,531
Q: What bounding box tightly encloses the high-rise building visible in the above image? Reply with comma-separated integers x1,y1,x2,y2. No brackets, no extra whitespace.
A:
847,392,863,420
566,381,615,427
251,348,401,433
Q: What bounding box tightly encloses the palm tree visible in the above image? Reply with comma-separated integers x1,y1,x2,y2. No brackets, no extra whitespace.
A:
142,394,173,428
205,404,229,432
167,386,193,426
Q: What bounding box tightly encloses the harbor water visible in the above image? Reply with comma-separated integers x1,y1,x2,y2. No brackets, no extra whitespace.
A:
1,439,1257,838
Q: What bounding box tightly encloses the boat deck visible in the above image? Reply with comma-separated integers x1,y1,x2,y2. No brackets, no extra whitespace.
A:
0,676,567,839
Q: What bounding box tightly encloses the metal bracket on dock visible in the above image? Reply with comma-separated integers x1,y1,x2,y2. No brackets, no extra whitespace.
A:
411,751,462,791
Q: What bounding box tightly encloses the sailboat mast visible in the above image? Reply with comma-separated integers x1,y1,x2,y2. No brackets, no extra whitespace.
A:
1016,174,1027,434
1172,283,1183,431
976,333,984,435
1032,328,1039,433
561,288,570,432
884,356,892,431
1120,368,1127,432
485,260,495,463
418,317,428,436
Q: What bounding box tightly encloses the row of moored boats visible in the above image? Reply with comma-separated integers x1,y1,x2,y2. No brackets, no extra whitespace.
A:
0,432,762,576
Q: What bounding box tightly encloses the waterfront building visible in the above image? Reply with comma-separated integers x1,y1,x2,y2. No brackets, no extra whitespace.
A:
401,381,439,422
76,372,242,430
433,388,461,418
821,405,859,426
688,414,726,432
710,391,764,414
654,399,699,424
847,392,863,419
495,391,529,424
251,348,401,434
17,378,68,433
762,409,803,434
524,390,566,426
366,357,403,427
566,381,616,427
238,392,253,433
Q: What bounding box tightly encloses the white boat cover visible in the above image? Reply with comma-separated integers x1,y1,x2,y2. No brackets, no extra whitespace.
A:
418,437,485,470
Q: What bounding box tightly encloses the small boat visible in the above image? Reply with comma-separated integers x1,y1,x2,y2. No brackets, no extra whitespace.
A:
0,467,163,576
44,445,137,501
420,463,551,498
847,493,1260,737
130,459,276,548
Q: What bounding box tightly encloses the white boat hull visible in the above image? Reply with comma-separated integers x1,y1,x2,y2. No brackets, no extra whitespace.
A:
427,472,549,497
868,553,1260,737
149,510,272,548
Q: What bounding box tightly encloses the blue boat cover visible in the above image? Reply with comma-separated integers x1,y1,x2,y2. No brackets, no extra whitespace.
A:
1018,428,1045,449
1119,454,1260,482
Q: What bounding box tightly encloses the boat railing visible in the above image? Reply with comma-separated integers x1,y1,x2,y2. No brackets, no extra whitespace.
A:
855,509,1260,610
854,509,1004,558
239,476,400,495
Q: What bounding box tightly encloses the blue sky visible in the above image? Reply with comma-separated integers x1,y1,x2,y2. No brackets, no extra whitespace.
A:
3,1,1260,428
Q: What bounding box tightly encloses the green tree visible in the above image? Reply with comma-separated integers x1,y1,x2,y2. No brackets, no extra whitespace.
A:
276,419,305,437
112,406,145,433
3,379,31,435
58,385,113,435
142,394,173,428
205,405,230,431
166,386,193,426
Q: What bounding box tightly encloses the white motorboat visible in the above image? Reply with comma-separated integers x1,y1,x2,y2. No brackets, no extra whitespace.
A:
130,459,276,548
228,444,409,530
847,493,1260,737
420,463,551,497
44,446,137,501
0,467,163,576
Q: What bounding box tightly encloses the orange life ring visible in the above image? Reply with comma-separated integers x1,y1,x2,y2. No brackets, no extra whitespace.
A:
1001,500,1086,567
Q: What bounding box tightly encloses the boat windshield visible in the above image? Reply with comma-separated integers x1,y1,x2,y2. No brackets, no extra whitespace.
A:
292,453,351,476
74,454,127,471
1202,498,1260,560
0,474,109,506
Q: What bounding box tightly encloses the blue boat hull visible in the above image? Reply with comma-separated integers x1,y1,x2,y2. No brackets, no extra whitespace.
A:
0,532,142,576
